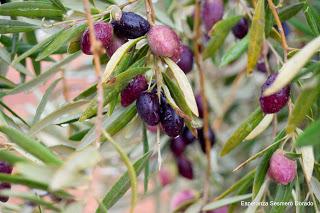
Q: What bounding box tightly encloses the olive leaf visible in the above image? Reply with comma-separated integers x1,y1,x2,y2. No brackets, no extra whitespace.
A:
0,126,63,165
247,0,265,74
220,108,264,156
164,57,198,116
264,36,320,96
0,2,64,19
279,2,304,21
286,84,320,133
102,37,144,82
203,16,242,59
202,194,252,211
96,151,151,212
295,119,320,146
297,146,314,183
270,183,293,213
220,36,249,67
0,19,39,34
245,113,274,141
36,24,86,61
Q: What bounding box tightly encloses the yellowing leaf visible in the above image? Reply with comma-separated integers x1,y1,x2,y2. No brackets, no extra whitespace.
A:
164,57,198,116
264,36,320,96
247,0,265,74
102,37,143,82
298,145,314,183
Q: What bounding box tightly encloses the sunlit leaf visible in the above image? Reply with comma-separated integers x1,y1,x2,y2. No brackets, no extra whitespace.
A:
164,57,198,116
264,36,320,96
245,113,274,140
247,0,265,74
298,146,314,183
203,194,252,211
220,108,264,156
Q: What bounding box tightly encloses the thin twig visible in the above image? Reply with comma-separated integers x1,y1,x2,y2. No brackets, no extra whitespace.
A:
193,0,212,203
82,0,103,147
145,0,155,25
267,0,288,61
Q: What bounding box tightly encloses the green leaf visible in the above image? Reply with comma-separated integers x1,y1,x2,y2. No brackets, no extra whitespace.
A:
0,173,47,191
8,52,80,95
263,36,320,96
296,119,320,146
0,47,33,76
142,124,149,193
30,100,88,135
303,3,320,36
279,2,305,21
270,183,293,213
50,146,100,190
164,57,198,116
252,131,285,198
32,78,62,124
215,169,255,200
287,85,320,133
247,0,265,74
96,151,152,212
0,2,64,19
0,126,63,165
102,131,137,213
202,194,252,211
0,150,27,164
203,16,242,59
220,36,249,67
220,108,264,156
69,129,90,141
0,75,15,89
12,30,63,65
0,190,60,211
80,67,149,121
0,19,39,34
288,17,314,37
16,162,56,184
78,104,137,149
36,24,86,61
48,0,67,12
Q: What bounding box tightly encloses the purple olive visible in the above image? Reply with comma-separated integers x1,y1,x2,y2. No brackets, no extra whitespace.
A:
170,136,187,156
147,25,181,59
136,91,161,126
106,36,127,57
121,75,148,107
197,127,215,153
202,0,224,32
177,45,194,74
259,73,290,114
0,162,12,174
232,18,249,39
176,155,194,180
182,127,195,145
112,12,150,39
160,99,184,137
81,22,113,55
0,183,10,202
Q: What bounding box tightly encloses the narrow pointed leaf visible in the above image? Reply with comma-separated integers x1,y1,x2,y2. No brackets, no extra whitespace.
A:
0,19,39,34
0,2,64,19
270,183,293,213
96,151,152,212
36,25,86,61
202,194,252,211
264,36,320,96
220,108,264,156
247,0,265,74
296,119,320,147
0,126,63,165
279,2,304,21
287,85,320,133
164,57,198,116
245,113,274,140
220,36,249,67
203,16,242,59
